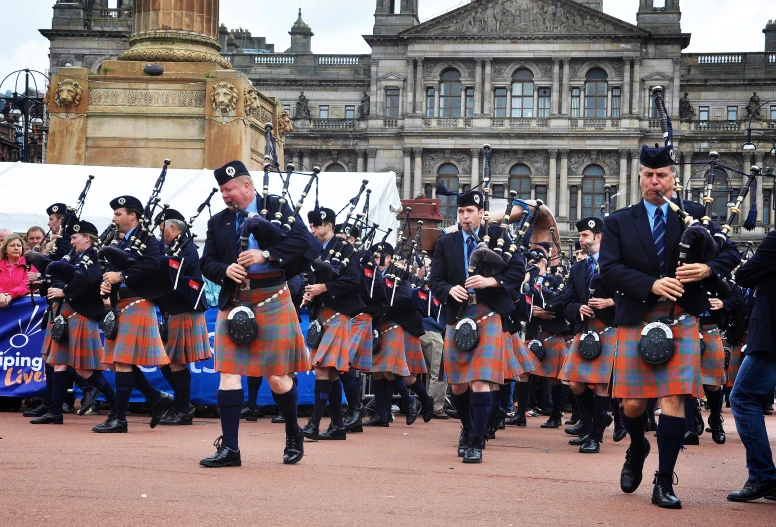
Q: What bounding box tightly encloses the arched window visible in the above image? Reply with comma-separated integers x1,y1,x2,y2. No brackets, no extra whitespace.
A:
509,164,532,200
439,69,462,118
584,68,608,119
511,69,534,118
437,163,460,221
324,163,346,172
581,164,606,218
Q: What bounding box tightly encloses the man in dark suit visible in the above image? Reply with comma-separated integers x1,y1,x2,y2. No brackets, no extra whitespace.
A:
599,144,740,509
727,230,776,502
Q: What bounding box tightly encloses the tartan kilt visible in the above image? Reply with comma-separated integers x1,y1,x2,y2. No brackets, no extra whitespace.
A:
502,332,527,380
46,304,105,371
509,334,540,376
348,313,372,371
103,298,169,367
311,307,350,373
214,284,310,377
403,332,428,375
612,303,703,399
726,334,746,388
531,331,569,378
700,326,726,386
165,312,213,364
442,303,513,385
559,318,618,385
371,321,410,377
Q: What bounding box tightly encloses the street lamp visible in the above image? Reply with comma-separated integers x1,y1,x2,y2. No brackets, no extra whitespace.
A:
0,68,49,163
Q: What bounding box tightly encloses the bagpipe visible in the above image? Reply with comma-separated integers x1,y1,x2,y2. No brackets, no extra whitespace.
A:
166,187,218,257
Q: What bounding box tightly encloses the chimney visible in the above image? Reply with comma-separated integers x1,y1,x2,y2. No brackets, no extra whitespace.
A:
765,19,776,52
289,8,313,54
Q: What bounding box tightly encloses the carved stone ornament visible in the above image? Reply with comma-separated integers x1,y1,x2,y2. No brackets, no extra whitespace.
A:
211,82,239,113
422,151,472,175
53,79,83,108
277,109,294,138
89,89,206,108
244,86,260,115
118,48,231,69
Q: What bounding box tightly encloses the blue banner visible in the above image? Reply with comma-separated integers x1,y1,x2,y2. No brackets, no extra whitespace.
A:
0,297,317,406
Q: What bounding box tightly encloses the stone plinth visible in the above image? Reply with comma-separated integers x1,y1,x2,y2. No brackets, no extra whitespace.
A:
399,198,444,253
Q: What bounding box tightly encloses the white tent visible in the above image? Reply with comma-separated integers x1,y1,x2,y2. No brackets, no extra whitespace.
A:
0,162,401,246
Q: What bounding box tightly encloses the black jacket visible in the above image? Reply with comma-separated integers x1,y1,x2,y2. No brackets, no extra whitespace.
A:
735,231,776,357
59,247,106,320
310,239,365,317
105,230,164,300
519,281,570,338
379,273,425,337
356,257,388,315
599,200,741,325
722,282,746,345
154,240,207,315
564,257,616,333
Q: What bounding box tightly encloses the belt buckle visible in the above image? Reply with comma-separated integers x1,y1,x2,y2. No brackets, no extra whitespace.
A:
467,293,477,306
239,279,250,292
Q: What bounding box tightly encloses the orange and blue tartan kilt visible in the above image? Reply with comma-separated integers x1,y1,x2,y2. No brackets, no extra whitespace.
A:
165,311,212,364
559,318,618,385
47,304,105,371
311,307,350,373
502,333,527,380
700,326,726,387
531,331,569,378
348,313,372,371
509,334,540,376
726,334,746,388
103,298,170,367
372,320,410,377
214,284,309,377
403,332,428,375
612,303,703,399
442,303,514,385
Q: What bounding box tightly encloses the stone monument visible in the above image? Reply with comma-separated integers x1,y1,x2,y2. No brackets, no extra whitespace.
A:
45,0,281,169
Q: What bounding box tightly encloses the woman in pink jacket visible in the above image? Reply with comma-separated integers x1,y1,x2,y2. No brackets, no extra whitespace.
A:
0,234,37,308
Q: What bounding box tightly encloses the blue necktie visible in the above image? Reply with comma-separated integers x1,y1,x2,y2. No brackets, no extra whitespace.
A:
465,235,476,277
235,213,246,248
653,207,666,273
585,256,595,290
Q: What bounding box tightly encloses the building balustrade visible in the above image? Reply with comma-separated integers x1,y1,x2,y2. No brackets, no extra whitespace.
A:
310,119,356,130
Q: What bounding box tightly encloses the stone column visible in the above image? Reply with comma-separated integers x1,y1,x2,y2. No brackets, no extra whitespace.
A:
415,59,424,115
672,58,681,119
46,67,89,165
682,152,692,187
483,59,493,116
631,148,641,206
576,187,583,219
302,149,311,171
403,148,412,200
623,58,631,116
533,86,539,118
434,82,441,118
460,89,467,118
370,59,379,118
474,59,483,116
406,58,415,115
471,148,480,188
548,149,558,215
607,88,613,118
367,148,377,173
294,150,302,169
552,59,560,116
561,59,570,116
632,59,641,119
506,89,512,117
413,148,423,197
356,150,365,172
618,150,628,209
559,149,569,219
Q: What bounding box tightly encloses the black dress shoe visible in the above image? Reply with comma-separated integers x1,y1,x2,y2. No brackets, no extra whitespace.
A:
405,398,420,425
302,421,320,440
620,438,651,494
565,420,585,436
23,403,47,418
319,423,347,440
709,416,726,445
61,402,75,414
683,430,699,445
613,421,627,442
652,472,682,509
91,409,118,431
540,416,561,428
344,405,364,431
497,408,506,430
78,387,99,416
569,434,589,446
272,414,285,424
159,411,193,425
505,414,526,427
364,415,390,427
432,411,450,420
458,428,473,457
30,412,63,424
200,436,241,468
92,417,128,433
579,436,600,454
149,392,174,429
445,408,460,420
463,437,485,464
420,396,434,423
283,427,304,465
565,412,580,425
727,479,776,502
694,405,705,436
645,416,657,432
240,405,260,422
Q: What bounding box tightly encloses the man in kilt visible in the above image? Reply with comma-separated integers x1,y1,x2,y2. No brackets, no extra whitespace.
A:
429,189,524,464
560,217,624,453
301,207,364,441
599,144,740,508
153,209,213,425
98,196,174,433
199,160,312,468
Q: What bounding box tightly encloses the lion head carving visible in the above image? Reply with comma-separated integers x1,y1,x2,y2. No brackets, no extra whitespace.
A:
210,81,239,113
278,110,294,138
54,79,83,108
243,86,260,114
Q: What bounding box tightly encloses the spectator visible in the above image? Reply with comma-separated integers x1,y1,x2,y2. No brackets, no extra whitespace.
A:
0,228,12,244
0,234,37,308
25,226,46,251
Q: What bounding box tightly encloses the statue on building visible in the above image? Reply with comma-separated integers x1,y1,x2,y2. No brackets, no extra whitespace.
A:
745,91,762,120
679,93,696,122
295,91,310,119
358,90,370,119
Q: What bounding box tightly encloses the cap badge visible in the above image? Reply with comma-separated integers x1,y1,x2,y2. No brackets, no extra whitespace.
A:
473,194,481,205
118,197,126,206
320,211,326,220
226,166,236,177
588,220,596,228
669,148,677,163
52,205,59,213
73,224,80,232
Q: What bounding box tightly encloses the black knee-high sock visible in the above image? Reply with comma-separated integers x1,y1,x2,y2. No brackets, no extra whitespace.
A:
311,379,332,427
372,378,388,419
392,377,413,410
159,364,174,392
114,371,134,421
656,414,685,481
592,394,611,440
246,376,262,410
561,384,571,412
500,383,511,409
69,367,88,390
172,369,191,413
705,387,723,421
271,383,300,435
491,387,501,413
131,366,160,403
217,388,243,451
471,391,493,439
646,398,657,418
550,384,564,419
683,397,696,433
451,389,473,433
44,364,54,407
611,397,623,425
568,391,578,416
408,377,430,400
622,410,648,455
340,369,362,408
578,388,595,436
50,371,68,416
515,381,531,418
330,379,344,427
87,371,116,406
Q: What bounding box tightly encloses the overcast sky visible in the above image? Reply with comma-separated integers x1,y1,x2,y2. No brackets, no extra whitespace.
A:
1,0,773,92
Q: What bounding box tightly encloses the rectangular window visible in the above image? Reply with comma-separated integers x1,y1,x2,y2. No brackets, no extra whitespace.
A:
465,88,474,118
385,88,400,118
538,88,551,118
612,87,621,119
511,81,534,118
771,106,776,121
424,183,433,200
571,88,580,118
494,87,508,118
426,87,435,117
319,105,329,119
345,105,355,119
462,184,471,193
727,106,738,121
569,185,578,222
699,106,709,121
585,81,607,118
535,185,547,204
491,184,505,199
764,189,772,226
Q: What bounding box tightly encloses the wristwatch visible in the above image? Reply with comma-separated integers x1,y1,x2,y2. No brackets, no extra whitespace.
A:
261,250,270,260
118,272,125,283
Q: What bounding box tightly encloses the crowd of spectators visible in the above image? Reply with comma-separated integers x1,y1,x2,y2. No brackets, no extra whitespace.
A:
0,227,48,308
